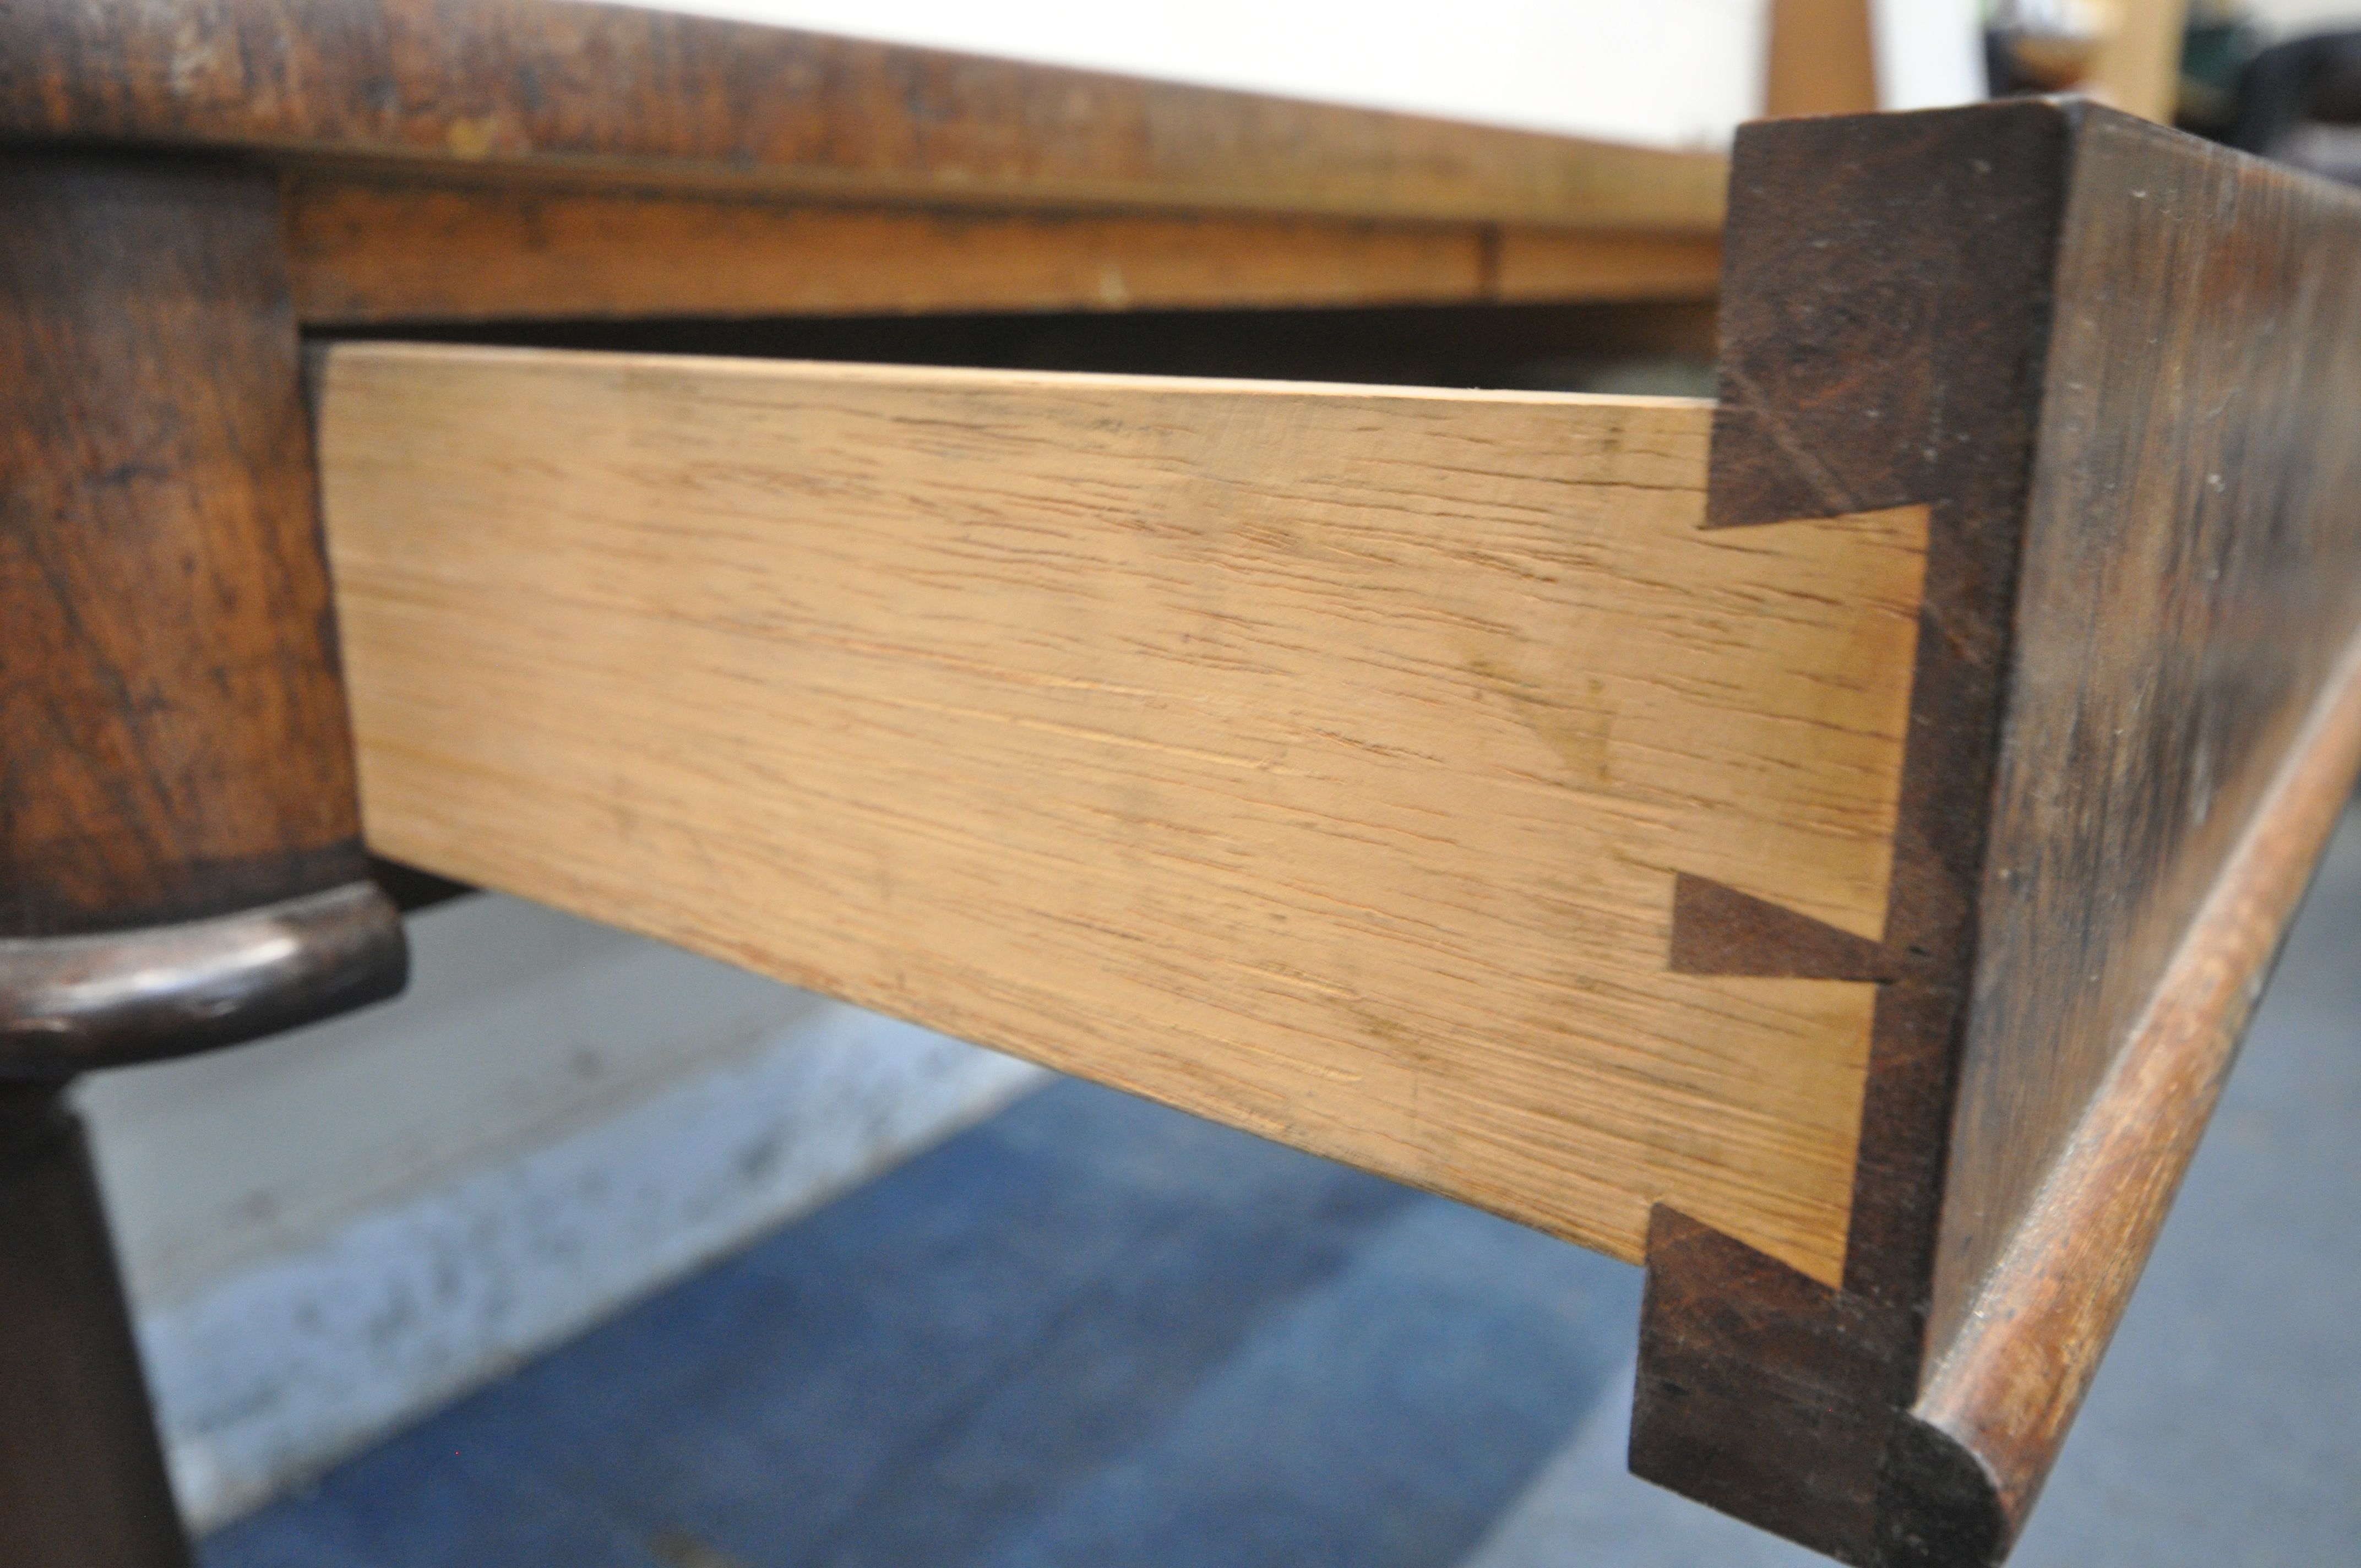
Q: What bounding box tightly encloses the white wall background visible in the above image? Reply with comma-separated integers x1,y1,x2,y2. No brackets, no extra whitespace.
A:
1873,0,1987,111
610,0,2016,145
615,0,1771,146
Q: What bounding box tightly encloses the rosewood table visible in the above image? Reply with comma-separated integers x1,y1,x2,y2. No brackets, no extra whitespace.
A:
6,6,2360,1566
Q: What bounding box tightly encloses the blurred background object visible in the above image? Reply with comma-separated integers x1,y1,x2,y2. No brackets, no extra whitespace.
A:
1983,0,2196,121
1764,0,1987,116
1982,0,2361,182
2229,24,2361,178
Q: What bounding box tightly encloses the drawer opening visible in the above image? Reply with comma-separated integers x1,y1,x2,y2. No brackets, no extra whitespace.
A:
305,297,1716,400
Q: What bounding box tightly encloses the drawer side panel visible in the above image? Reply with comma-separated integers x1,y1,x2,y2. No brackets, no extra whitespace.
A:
319,346,1925,1282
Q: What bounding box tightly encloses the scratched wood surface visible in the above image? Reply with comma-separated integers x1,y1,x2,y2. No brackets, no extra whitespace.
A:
1932,107,2361,1356
318,344,1928,1282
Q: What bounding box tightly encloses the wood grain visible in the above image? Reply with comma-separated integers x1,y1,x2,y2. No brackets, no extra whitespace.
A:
0,0,1725,230
280,175,1719,326
318,344,1930,1283
1692,98,2079,1346
1631,106,2081,1562
0,154,373,938
1932,105,2361,1357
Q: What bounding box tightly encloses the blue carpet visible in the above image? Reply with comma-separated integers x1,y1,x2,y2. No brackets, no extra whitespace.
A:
202,1076,1640,1568
203,808,2361,1568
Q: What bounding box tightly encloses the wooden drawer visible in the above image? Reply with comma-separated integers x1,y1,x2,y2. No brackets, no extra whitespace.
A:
308,100,2361,1567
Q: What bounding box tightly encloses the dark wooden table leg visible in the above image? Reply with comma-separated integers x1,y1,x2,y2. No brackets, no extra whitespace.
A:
2,151,410,1561
0,1087,192,1568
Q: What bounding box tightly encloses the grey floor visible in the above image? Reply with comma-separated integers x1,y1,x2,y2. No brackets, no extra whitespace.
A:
206,807,2361,1567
